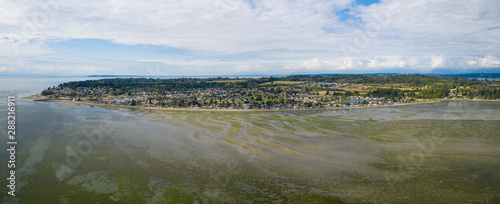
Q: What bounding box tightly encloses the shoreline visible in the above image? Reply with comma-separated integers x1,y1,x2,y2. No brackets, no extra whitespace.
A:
24,94,491,112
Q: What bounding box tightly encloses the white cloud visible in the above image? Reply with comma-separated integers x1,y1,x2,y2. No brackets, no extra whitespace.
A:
0,0,499,75
479,55,500,67
367,57,407,68
299,56,451,71
302,58,324,70
431,56,445,68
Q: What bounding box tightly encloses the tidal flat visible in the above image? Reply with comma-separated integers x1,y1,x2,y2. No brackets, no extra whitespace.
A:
3,100,500,203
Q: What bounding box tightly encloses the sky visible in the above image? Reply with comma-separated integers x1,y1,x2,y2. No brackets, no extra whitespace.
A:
1,0,500,76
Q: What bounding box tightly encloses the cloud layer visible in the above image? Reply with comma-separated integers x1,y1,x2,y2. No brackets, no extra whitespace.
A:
0,0,499,75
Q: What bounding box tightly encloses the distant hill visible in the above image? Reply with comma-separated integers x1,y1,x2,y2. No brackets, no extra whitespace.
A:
427,68,500,74
434,73,500,78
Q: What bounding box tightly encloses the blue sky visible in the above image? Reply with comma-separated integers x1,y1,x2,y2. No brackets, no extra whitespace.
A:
356,0,379,6
339,0,378,21
46,39,192,61
0,0,499,76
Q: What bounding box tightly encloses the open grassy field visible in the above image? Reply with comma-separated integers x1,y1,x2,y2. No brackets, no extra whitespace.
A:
341,83,424,92
260,81,305,85
209,79,248,83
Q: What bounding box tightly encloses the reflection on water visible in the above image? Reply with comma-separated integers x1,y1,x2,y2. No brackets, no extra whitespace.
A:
0,77,499,203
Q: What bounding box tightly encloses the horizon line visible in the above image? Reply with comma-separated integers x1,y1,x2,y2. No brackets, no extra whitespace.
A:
2,72,500,78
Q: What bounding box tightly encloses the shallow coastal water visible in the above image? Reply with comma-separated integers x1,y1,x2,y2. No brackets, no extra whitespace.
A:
1,77,500,203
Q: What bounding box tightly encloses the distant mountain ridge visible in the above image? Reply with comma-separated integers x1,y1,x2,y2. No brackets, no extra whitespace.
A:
427,68,500,74
87,72,500,79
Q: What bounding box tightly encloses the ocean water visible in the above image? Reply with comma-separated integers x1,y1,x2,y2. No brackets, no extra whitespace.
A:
0,77,499,203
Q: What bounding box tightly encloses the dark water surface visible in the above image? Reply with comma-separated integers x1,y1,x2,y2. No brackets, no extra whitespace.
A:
1,77,499,203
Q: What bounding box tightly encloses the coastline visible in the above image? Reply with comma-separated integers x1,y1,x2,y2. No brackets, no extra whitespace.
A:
23,94,471,112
